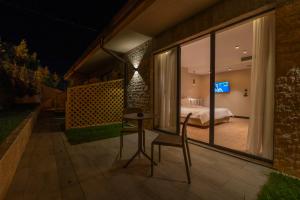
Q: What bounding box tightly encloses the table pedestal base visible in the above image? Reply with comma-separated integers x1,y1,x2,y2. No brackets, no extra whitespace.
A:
122,116,156,168
123,149,153,168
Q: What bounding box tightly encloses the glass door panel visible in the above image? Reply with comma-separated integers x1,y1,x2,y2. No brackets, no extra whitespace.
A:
180,36,211,143
214,13,275,160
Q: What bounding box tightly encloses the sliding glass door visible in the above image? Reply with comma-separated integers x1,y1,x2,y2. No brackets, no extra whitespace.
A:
154,47,179,134
153,12,274,161
180,36,211,143
214,13,275,160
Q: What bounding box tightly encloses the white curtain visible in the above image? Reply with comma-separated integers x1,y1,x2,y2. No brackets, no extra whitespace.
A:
247,14,275,159
154,48,177,133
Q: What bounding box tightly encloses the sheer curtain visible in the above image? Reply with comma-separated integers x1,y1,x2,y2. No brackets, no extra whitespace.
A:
154,48,177,133
247,13,275,159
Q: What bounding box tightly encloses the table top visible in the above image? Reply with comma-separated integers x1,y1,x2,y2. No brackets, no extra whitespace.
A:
123,113,153,120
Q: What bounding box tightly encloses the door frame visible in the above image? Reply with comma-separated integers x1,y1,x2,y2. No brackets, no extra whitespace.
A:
152,9,275,163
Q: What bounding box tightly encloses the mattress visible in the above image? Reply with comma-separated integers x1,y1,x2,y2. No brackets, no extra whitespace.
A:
181,105,233,127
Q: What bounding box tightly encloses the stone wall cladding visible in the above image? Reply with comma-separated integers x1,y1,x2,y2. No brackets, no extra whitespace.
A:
274,0,300,178
274,67,300,177
126,40,152,113
125,41,153,128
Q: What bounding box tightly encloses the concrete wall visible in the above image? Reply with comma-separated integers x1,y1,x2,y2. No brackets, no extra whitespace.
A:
0,107,40,200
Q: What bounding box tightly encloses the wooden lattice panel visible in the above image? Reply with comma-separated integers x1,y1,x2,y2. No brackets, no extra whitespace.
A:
66,79,124,129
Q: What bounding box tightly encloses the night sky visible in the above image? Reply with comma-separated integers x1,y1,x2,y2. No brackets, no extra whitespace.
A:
0,0,127,75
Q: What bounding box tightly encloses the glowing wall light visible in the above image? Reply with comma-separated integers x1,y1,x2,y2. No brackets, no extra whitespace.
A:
127,41,150,69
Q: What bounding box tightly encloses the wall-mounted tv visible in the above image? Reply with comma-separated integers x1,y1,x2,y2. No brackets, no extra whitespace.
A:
215,81,230,93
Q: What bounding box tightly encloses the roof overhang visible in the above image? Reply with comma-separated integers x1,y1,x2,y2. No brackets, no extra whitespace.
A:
64,45,114,80
64,0,220,80
103,0,220,53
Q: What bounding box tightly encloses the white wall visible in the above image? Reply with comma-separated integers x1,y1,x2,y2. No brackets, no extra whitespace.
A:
181,68,251,117
181,67,209,99
215,69,251,117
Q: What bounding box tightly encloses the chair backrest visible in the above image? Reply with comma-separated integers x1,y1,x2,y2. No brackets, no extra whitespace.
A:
181,113,192,142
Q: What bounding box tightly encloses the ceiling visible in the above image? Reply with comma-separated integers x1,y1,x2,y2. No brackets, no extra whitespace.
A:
76,48,114,74
181,20,253,75
67,0,221,79
104,0,220,53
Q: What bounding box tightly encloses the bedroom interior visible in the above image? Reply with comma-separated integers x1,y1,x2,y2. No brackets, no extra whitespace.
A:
180,12,274,159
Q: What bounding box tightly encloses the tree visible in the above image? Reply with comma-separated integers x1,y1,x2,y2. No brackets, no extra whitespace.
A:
42,66,50,78
14,39,29,66
27,52,40,70
34,66,44,92
52,72,60,87
19,66,29,84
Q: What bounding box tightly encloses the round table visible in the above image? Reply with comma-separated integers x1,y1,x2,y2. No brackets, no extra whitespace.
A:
123,113,153,168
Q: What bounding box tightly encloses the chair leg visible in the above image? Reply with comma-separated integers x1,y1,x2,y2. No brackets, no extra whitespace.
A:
151,143,154,177
120,132,123,159
185,140,192,167
182,146,191,184
158,145,161,162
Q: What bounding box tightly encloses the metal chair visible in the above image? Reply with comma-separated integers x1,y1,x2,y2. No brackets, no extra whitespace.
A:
151,113,192,183
120,107,146,158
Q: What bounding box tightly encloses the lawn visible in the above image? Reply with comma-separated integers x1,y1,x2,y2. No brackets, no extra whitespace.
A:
258,172,300,200
65,123,135,145
0,104,37,143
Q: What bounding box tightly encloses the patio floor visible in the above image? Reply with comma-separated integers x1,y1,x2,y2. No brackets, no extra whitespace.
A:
6,112,273,200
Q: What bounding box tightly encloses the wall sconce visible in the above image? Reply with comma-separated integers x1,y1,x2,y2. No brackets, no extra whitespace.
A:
133,63,139,69
192,79,196,86
244,89,248,97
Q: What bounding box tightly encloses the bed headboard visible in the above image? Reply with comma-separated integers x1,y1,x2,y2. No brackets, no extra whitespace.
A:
181,97,203,106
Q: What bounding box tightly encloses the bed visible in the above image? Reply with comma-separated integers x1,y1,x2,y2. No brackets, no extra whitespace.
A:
181,98,233,128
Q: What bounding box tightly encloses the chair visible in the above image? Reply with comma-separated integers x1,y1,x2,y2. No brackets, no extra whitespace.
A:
151,113,192,184
120,107,146,158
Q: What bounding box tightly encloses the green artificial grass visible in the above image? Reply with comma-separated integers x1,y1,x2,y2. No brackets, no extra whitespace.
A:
0,104,36,143
65,123,133,145
258,172,300,200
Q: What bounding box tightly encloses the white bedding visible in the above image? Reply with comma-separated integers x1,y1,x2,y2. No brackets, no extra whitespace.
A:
181,105,233,124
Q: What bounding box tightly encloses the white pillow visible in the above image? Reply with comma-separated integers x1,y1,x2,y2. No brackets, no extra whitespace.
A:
181,98,190,106
190,98,203,106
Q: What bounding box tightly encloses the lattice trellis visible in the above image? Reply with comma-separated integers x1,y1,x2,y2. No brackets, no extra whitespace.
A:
66,79,124,129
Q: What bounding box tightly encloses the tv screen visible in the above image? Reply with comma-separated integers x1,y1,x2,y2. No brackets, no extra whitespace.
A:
215,81,230,93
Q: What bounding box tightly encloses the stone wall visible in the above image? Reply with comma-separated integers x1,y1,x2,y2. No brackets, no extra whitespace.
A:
125,41,153,128
125,40,152,113
274,0,300,178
